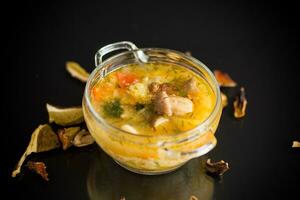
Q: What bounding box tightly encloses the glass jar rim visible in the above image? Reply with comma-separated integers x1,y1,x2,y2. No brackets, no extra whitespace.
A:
84,48,221,138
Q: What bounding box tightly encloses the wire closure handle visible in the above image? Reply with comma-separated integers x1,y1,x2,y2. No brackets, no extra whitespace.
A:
94,41,149,67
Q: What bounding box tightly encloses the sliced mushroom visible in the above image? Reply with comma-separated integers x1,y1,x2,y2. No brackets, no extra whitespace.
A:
149,82,175,95
121,124,138,134
183,78,199,97
151,116,169,128
73,129,94,147
169,96,194,116
149,82,160,93
154,91,173,116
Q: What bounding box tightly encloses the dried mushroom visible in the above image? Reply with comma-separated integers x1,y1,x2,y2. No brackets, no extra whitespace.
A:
221,92,228,108
73,129,95,147
27,161,49,181
12,124,60,177
66,61,90,82
214,70,237,87
46,104,84,126
120,197,126,200
206,159,229,176
189,196,198,200
292,141,300,148
233,87,247,118
58,127,81,150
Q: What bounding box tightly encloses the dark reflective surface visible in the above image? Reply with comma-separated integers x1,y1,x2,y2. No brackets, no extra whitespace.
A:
87,150,214,200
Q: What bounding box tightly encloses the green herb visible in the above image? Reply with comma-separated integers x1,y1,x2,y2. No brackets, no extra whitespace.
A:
103,99,124,117
135,103,145,111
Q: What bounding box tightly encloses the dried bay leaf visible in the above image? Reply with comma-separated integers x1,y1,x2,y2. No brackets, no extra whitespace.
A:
46,104,84,126
12,124,60,177
66,61,90,82
27,161,49,181
58,127,81,150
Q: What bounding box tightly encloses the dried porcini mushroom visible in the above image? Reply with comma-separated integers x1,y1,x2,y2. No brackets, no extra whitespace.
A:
233,87,247,118
26,161,49,181
206,159,229,176
12,124,60,177
189,196,198,200
58,127,81,150
73,129,95,147
214,70,237,87
292,141,300,148
66,61,90,82
221,92,228,108
46,104,84,126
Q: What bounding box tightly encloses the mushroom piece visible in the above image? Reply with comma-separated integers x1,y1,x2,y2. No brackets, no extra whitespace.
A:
183,78,199,97
73,129,94,147
149,82,161,93
169,96,194,116
151,116,169,128
154,91,173,116
121,124,138,134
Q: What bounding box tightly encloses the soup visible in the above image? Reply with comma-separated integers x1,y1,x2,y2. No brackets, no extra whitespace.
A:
91,63,216,136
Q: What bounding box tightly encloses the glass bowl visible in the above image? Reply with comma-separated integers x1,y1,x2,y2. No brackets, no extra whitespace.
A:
83,41,222,175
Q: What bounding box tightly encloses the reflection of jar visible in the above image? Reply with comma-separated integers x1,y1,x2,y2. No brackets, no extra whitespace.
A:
87,151,214,200
83,41,222,175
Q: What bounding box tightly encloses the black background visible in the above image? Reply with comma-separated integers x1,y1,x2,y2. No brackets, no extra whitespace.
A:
2,1,299,199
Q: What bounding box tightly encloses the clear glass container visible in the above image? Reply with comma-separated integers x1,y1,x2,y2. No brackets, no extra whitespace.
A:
83,41,222,175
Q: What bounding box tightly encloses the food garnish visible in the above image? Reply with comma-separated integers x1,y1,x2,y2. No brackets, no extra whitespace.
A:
221,92,228,108
58,127,81,150
73,129,95,147
292,141,300,148
26,161,49,181
233,87,247,118
46,104,84,126
103,99,124,118
12,124,60,177
66,61,90,82
205,159,229,176
214,70,237,87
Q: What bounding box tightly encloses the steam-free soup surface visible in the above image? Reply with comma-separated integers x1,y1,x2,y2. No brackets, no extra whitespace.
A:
91,63,215,135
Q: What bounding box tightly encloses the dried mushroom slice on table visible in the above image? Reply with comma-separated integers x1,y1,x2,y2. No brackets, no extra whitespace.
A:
292,141,300,148
66,61,90,82
233,87,247,118
205,159,229,176
58,127,81,150
214,70,237,87
46,104,84,126
27,161,49,181
189,195,199,200
73,129,95,147
12,124,60,177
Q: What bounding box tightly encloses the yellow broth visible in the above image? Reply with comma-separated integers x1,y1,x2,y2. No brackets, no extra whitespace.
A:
91,63,216,136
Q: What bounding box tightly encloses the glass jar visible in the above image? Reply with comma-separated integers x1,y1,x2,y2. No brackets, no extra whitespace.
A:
83,41,222,175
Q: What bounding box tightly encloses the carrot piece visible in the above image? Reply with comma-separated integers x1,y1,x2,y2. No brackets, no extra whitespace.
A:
116,72,139,88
